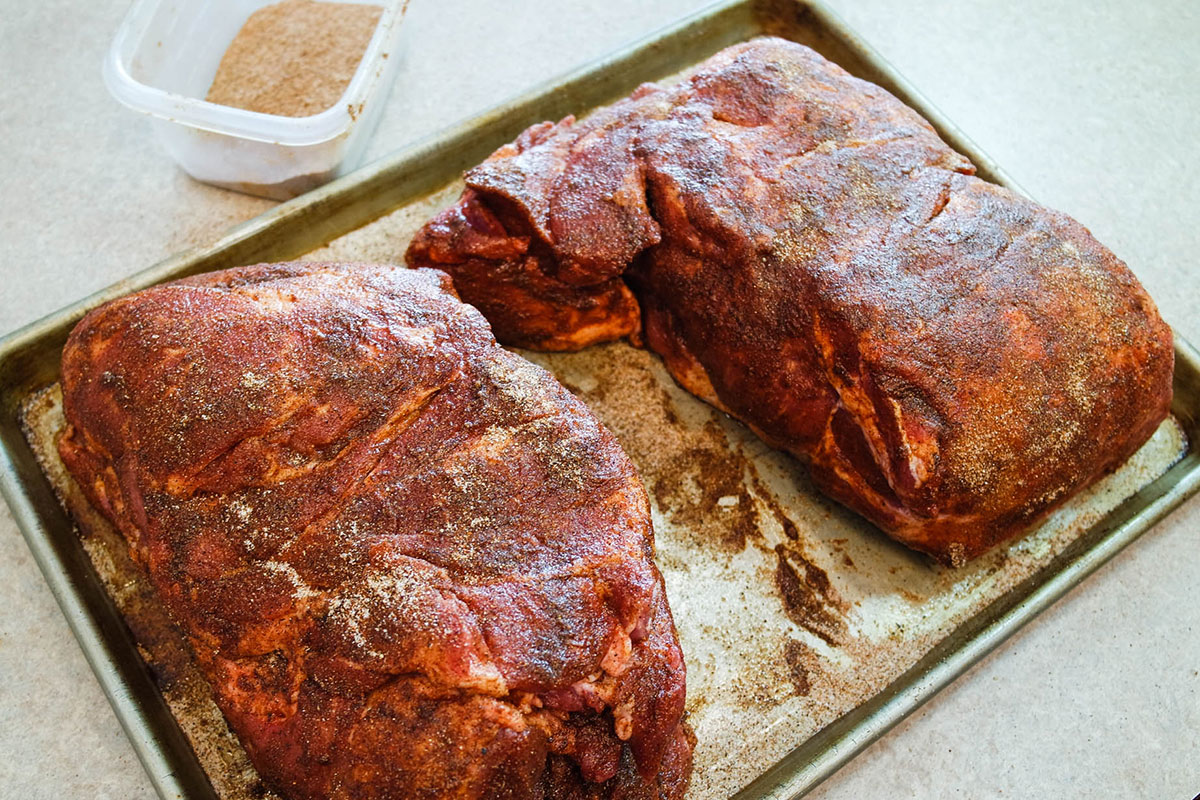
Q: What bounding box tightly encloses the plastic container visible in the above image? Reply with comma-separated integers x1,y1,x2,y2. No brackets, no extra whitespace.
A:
104,0,406,199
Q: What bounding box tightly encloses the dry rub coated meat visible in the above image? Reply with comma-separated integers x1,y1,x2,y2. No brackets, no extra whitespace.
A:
406,37,1175,565
57,262,690,799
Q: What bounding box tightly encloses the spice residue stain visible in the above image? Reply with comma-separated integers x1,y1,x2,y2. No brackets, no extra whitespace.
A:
748,467,801,541
652,438,760,552
773,544,847,647
536,344,765,554
782,639,814,696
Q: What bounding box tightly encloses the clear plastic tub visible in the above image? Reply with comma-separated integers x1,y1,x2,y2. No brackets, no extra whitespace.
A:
104,0,406,199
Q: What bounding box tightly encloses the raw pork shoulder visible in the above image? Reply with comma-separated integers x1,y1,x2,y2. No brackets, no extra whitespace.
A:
58,262,690,799
407,38,1174,565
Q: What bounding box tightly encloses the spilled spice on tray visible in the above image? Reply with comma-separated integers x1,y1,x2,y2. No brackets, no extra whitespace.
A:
206,0,383,117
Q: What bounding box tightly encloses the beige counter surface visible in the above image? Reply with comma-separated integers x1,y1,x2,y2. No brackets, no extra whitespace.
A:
1,1,1196,797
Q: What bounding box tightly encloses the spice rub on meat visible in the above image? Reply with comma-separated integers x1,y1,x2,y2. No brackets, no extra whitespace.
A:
57,263,690,799
407,37,1175,565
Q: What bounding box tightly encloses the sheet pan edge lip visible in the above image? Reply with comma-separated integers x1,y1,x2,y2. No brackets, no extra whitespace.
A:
0,0,1197,798
0,447,194,800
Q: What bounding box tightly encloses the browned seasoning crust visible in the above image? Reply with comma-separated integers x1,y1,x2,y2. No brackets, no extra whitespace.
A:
57,262,690,799
406,37,1175,565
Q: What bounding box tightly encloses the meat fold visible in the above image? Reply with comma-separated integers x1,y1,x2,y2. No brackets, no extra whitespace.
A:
407,37,1175,565
57,262,690,799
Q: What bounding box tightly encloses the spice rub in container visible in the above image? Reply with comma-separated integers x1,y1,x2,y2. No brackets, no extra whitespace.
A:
206,0,383,118
104,0,407,199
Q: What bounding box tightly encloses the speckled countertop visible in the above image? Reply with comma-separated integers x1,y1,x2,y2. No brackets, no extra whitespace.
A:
0,1,1197,797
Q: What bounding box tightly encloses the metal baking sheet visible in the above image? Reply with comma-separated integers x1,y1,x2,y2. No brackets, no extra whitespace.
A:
1,1,1198,798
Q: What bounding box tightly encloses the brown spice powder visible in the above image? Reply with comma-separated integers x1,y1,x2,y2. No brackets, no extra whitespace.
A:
206,0,383,118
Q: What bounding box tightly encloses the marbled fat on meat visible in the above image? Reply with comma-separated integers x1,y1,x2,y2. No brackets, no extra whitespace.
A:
406,37,1175,565
57,262,690,799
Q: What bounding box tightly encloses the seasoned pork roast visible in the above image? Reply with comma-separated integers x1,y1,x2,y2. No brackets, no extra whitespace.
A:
407,38,1174,565
58,262,690,799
